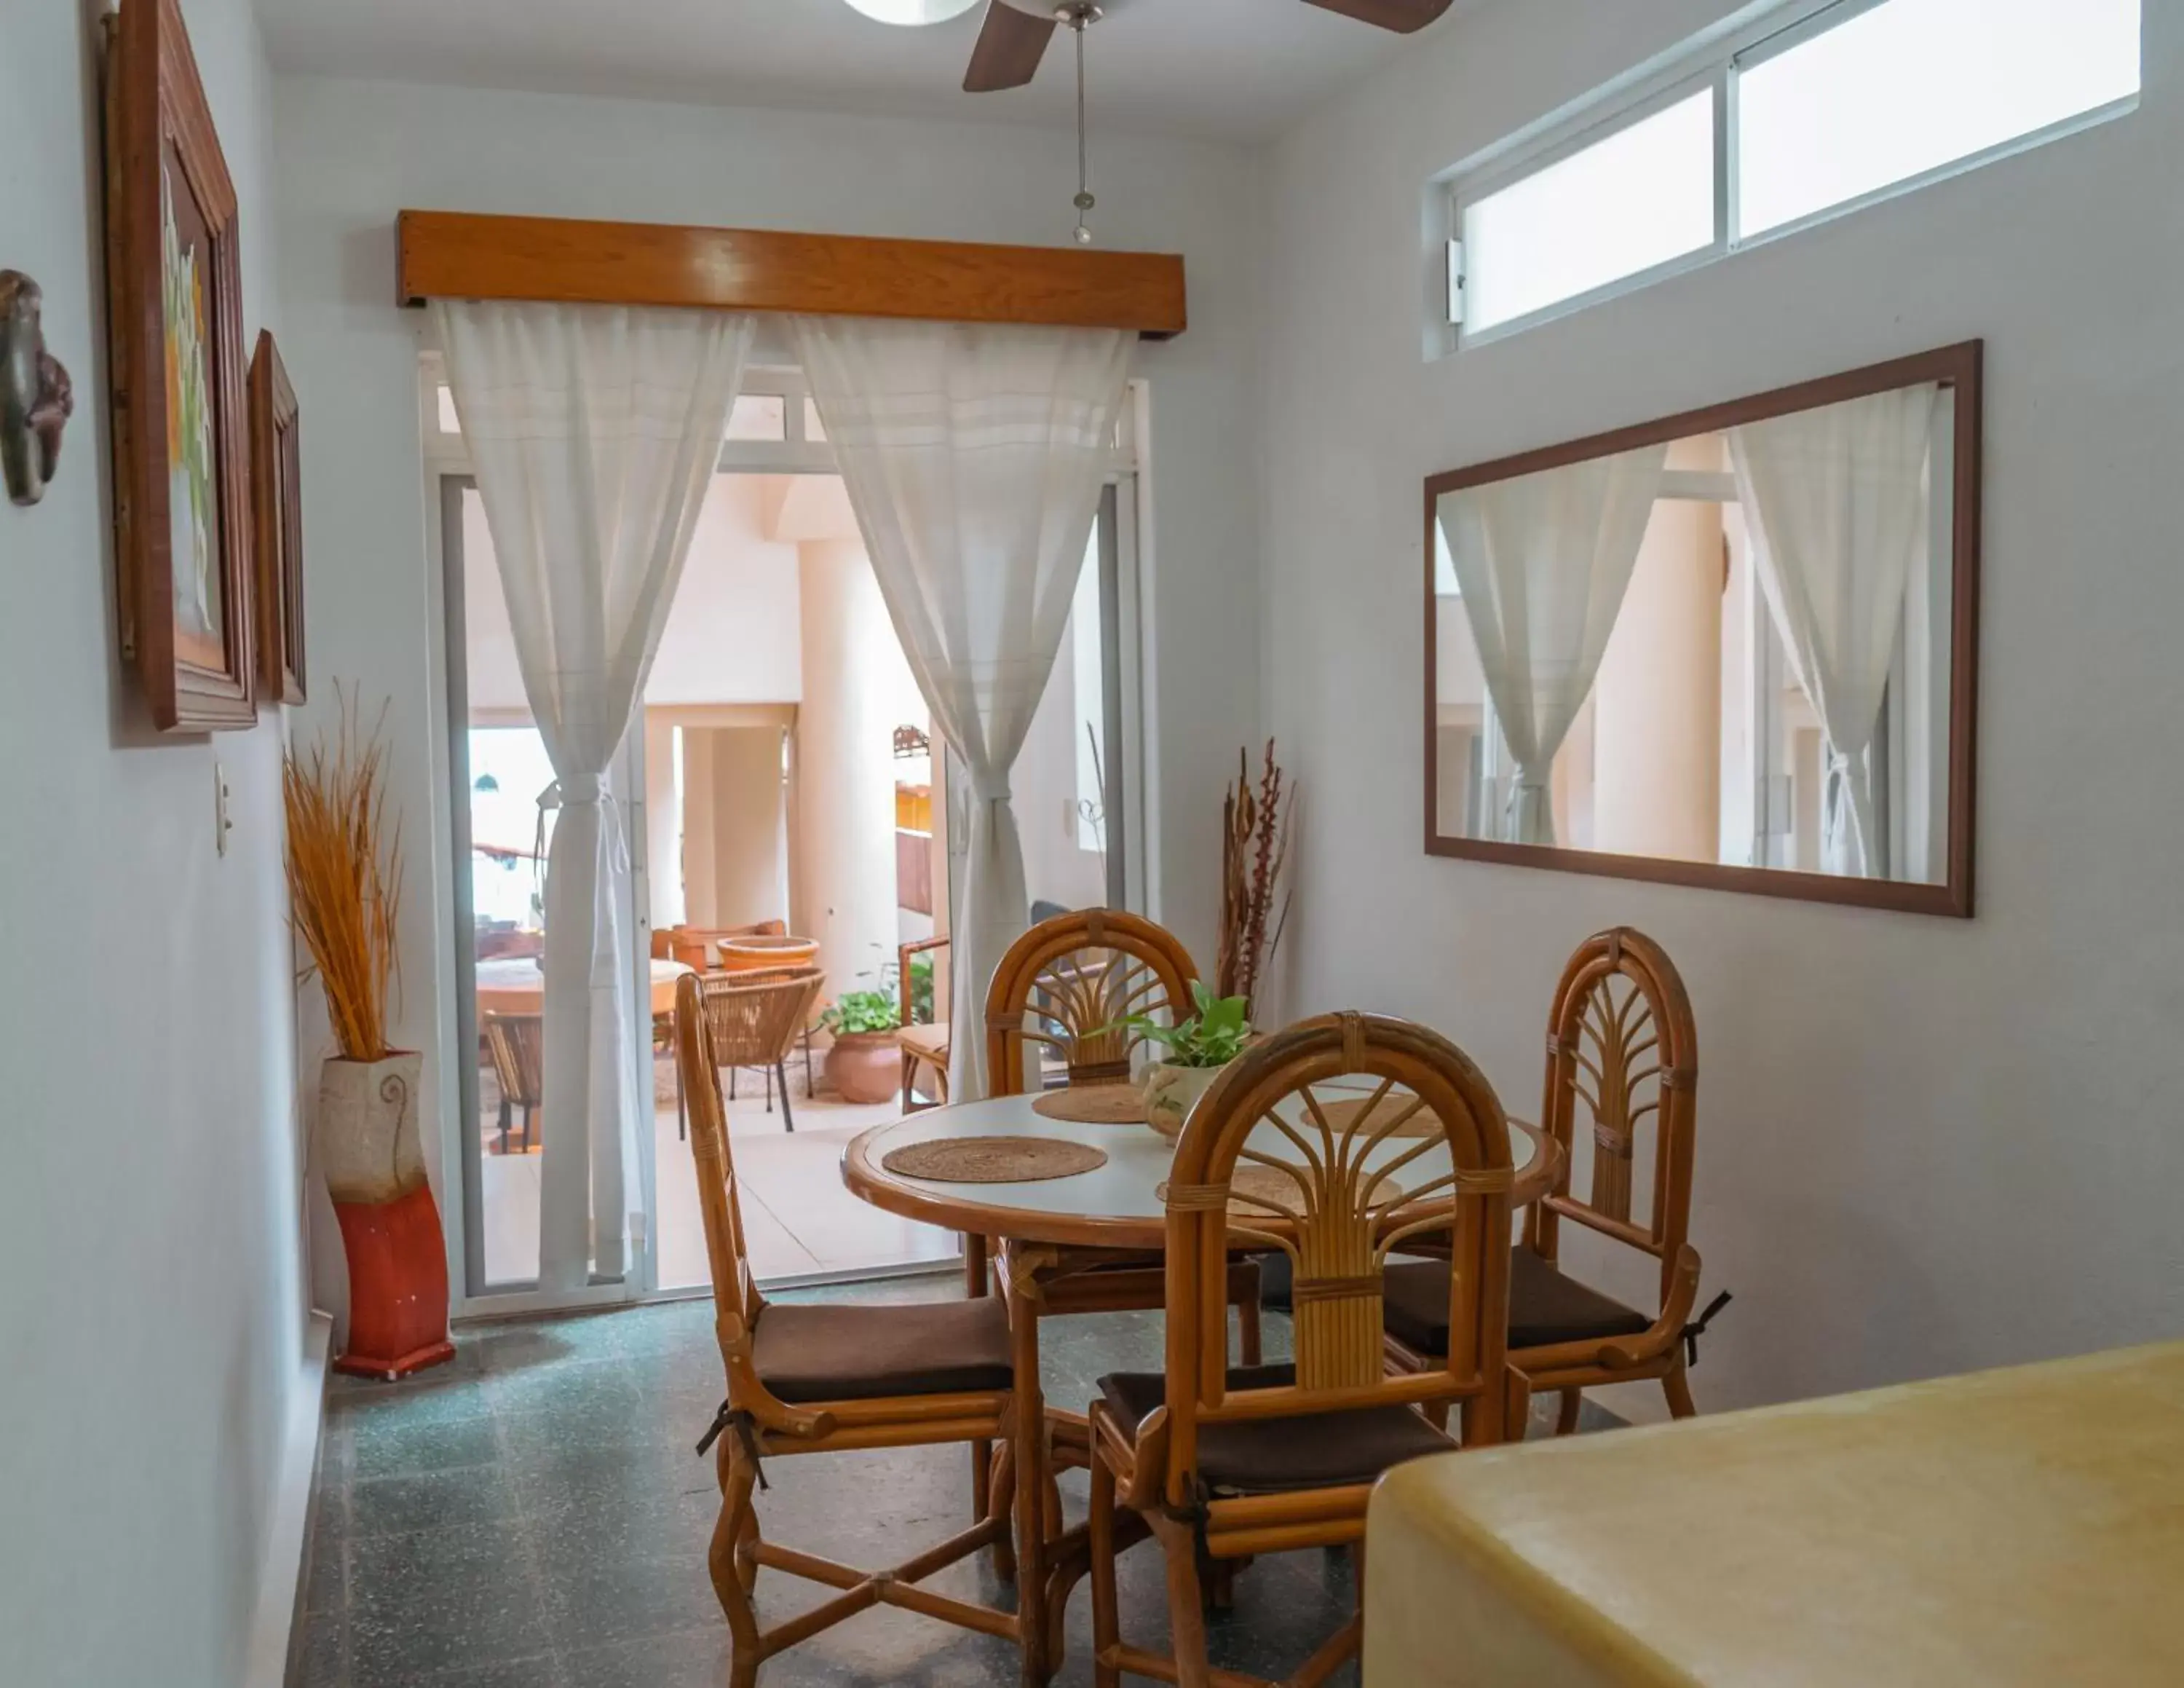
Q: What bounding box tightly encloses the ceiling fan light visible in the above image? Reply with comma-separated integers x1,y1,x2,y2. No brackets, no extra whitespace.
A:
842,0,982,25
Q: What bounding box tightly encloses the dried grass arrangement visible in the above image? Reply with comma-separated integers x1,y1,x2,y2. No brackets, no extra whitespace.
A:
1214,740,1293,1017
284,695,402,1062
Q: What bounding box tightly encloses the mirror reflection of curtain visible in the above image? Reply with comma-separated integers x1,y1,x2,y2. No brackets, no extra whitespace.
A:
1729,384,1938,878
1439,443,1668,845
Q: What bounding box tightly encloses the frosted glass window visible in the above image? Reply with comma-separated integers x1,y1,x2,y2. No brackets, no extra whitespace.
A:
1738,0,2140,237
1463,92,1716,333
724,393,786,441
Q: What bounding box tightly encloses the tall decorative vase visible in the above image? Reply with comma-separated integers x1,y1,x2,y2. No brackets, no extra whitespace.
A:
318,1050,454,1380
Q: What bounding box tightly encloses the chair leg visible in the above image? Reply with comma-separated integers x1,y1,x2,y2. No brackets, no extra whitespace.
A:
1663,1362,1698,1420
711,1443,763,1688
776,1060,794,1132
1150,1512,1213,1688
987,1439,1017,1582
1237,1289,1262,1368
729,1065,737,1103
496,1097,510,1155
764,1063,773,1115
1008,1277,1050,1688
1506,1370,1535,1443
804,1030,815,1097
1088,1446,1122,1688
523,1105,534,1152
1556,1388,1583,1436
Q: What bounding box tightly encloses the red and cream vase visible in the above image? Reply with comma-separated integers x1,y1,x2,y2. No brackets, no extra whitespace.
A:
318,1051,455,1379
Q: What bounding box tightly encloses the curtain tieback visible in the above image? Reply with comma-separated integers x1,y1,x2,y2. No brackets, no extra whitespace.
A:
970,773,1013,805
534,776,631,877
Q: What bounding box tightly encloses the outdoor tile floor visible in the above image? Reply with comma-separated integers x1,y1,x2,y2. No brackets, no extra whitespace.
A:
301,1277,1615,1687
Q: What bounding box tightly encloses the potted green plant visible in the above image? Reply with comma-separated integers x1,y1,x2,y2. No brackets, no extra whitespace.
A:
821,987,904,1105
1125,981,1253,1140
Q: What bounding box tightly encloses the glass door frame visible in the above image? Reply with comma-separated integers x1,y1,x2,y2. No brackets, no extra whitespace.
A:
425,355,1151,1312
438,470,657,1313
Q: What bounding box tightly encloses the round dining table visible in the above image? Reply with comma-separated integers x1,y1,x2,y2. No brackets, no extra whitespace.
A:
841,1088,1564,1680
474,955,691,1017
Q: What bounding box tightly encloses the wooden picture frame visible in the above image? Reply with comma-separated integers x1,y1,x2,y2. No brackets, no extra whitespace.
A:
1424,341,1982,919
249,331,305,704
103,0,255,733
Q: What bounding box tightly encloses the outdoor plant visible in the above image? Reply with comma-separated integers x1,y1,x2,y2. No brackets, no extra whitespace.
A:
1120,979,1251,1070
823,989,901,1037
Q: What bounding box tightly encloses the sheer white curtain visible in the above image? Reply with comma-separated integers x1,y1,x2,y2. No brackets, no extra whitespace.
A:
437,300,751,1290
793,315,1132,1100
1439,443,1668,844
1730,384,1938,877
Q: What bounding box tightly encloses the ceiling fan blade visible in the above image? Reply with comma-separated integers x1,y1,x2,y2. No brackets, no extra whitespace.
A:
1301,0,1453,33
965,1,1057,92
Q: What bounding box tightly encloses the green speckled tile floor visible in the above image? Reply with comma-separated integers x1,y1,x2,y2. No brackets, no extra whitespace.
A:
300,1275,1615,1687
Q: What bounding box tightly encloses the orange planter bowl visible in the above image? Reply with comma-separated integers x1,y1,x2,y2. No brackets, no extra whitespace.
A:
718,935,820,972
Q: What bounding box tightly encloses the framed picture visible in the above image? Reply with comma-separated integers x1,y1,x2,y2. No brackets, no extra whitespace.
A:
103,0,255,732
250,331,305,704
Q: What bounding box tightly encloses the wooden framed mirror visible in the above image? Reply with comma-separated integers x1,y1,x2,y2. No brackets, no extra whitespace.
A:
1425,342,1980,917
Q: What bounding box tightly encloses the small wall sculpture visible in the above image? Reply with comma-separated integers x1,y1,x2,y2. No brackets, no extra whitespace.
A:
0,271,74,507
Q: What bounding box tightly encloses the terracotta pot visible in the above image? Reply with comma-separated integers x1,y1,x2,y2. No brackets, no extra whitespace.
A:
1142,1060,1230,1140
826,1029,902,1105
317,1052,454,1380
718,935,820,973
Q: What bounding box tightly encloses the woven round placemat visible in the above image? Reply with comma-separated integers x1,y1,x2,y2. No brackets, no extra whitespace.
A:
1317,1094,1444,1140
1157,1163,1313,1218
1032,1084,1149,1126
882,1135,1108,1184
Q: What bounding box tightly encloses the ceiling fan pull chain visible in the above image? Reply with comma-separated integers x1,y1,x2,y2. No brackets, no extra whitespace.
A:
1068,4,1098,243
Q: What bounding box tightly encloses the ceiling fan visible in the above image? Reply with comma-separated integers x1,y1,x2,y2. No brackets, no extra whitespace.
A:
962,0,1455,94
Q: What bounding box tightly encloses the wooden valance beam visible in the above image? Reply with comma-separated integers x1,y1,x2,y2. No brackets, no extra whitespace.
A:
396,210,1187,339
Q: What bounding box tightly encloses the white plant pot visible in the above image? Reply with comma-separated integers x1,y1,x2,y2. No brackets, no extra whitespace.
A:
316,1051,427,1205
1142,1060,1228,1141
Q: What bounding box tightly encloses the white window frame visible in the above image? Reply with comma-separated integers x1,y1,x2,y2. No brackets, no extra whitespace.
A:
1443,0,2140,350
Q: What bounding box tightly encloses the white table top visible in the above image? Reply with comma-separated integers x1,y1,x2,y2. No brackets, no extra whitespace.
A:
842,1085,1556,1251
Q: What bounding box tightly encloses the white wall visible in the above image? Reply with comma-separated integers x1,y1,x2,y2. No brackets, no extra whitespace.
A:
645,475,802,707
1262,0,2184,1416
273,75,1264,1210
461,473,802,714
0,3,310,1683
794,538,912,1003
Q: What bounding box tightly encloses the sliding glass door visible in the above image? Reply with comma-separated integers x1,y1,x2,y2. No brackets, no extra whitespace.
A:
441,474,656,1309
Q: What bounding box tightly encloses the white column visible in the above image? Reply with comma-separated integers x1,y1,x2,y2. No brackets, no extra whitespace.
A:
794,538,906,1006
641,709,683,933
1592,484,1724,863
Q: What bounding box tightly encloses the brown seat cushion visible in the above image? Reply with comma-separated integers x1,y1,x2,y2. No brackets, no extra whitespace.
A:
1384,1245,1651,1358
1096,1363,1454,1496
753,1297,1013,1403
895,1022,951,1060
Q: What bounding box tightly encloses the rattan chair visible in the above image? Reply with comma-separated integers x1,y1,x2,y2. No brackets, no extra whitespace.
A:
896,934,951,1114
976,912,1267,1571
1087,1012,1517,1688
1382,927,1705,1429
480,1011,543,1154
685,967,826,1141
675,974,1032,1687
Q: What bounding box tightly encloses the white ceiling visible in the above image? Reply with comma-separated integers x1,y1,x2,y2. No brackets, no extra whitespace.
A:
253,0,1471,144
